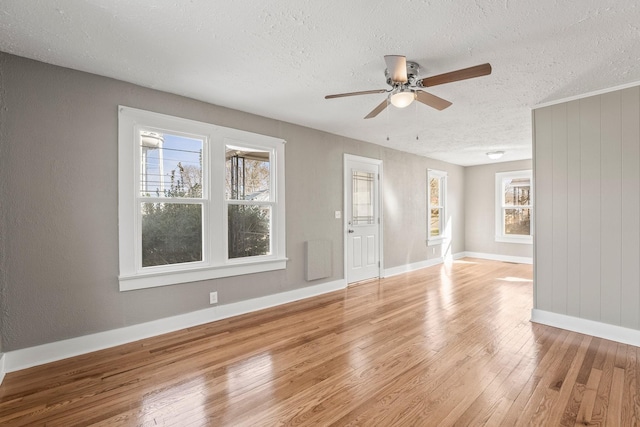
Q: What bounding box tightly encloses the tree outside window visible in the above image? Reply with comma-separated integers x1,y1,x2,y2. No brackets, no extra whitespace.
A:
427,169,447,245
495,170,533,244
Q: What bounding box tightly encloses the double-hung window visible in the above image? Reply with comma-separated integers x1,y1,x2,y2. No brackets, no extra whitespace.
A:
118,106,286,291
495,170,532,244
225,144,273,260
427,169,447,245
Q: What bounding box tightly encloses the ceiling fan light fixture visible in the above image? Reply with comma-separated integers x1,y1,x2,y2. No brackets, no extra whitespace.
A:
390,89,415,108
486,151,505,160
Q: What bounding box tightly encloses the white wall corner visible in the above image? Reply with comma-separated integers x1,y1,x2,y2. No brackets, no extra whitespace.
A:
3,278,347,373
462,251,533,265
0,353,5,386
452,252,467,260
531,309,640,347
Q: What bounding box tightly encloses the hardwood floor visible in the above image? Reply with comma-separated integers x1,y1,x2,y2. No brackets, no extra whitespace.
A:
1,258,638,426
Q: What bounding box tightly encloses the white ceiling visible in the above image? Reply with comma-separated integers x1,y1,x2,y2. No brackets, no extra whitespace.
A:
1,1,639,166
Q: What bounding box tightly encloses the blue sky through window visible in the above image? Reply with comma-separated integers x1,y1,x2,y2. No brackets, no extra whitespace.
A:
140,132,203,197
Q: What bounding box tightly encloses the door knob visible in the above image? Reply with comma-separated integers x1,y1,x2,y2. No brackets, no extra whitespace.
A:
348,229,355,233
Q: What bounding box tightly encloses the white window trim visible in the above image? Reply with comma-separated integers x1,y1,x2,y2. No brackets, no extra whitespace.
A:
495,170,533,244
427,169,447,246
118,106,286,291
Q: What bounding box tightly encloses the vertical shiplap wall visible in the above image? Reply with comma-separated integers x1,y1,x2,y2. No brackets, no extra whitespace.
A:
621,89,640,328
534,86,640,329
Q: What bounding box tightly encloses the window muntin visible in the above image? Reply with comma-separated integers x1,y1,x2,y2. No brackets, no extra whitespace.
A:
427,169,447,243
352,171,375,226
118,106,286,291
495,170,533,244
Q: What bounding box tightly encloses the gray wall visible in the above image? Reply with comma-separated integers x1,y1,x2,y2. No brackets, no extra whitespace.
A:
534,86,640,329
0,52,465,351
383,149,465,266
464,160,533,259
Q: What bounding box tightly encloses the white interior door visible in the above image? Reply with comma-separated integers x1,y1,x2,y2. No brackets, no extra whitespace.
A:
345,155,382,283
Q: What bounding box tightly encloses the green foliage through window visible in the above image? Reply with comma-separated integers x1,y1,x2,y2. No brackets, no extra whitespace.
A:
142,167,203,267
228,205,270,259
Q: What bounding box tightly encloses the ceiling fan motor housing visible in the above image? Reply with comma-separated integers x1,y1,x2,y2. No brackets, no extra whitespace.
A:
385,61,421,86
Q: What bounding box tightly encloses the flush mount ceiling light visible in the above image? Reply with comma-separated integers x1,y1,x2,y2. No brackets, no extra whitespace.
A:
486,151,505,160
389,88,416,108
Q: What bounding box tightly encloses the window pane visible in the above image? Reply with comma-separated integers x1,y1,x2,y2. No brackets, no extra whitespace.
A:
226,146,270,201
430,208,441,237
352,171,374,225
141,203,203,267
429,177,440,206
228,205,271,259
504,208,531,235
140,131,203,198
504,178,531,206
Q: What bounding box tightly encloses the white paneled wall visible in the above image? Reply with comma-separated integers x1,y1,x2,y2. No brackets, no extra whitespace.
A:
534,86,640,331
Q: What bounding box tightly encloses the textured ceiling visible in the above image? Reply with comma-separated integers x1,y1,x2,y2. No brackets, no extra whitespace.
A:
1,1,639,165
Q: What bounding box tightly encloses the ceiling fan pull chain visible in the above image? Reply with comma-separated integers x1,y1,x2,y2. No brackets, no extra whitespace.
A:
414,99,419,141
386,98,390,141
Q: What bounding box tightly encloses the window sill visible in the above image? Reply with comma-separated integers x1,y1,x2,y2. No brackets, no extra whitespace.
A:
495,235,533,245
119,258,288,291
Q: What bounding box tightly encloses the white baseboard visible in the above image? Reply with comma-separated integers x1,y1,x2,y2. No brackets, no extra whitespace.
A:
0,354,5,386
383,252,467,278
531,309,640,347
3,279,347,373
383,257,443,278
462,251,533,265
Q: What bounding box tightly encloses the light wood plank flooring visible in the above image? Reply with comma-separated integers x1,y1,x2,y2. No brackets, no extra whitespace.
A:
1,258,638,426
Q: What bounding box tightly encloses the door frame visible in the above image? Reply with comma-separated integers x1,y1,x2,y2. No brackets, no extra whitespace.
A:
343,154,384,283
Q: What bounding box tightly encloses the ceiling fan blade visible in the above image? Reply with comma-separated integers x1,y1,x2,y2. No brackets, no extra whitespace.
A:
384,55,408,83
364,99,389,119
419,63,492,87
415,91,452,111
325,89,387,99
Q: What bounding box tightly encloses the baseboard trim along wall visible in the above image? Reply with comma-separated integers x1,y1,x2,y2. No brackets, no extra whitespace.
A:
531,309,640,347
383,257,444,278
3,278,347,374
382,251,529,278
463,251,533,265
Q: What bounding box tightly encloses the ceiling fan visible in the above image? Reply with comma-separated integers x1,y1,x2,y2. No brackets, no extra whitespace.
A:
325,55,492,119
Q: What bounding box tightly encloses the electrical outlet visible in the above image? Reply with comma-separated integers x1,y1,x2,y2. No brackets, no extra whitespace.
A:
209,291,218,305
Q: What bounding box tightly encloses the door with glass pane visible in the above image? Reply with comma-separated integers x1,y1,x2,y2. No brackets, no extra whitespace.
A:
345,155,381,283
